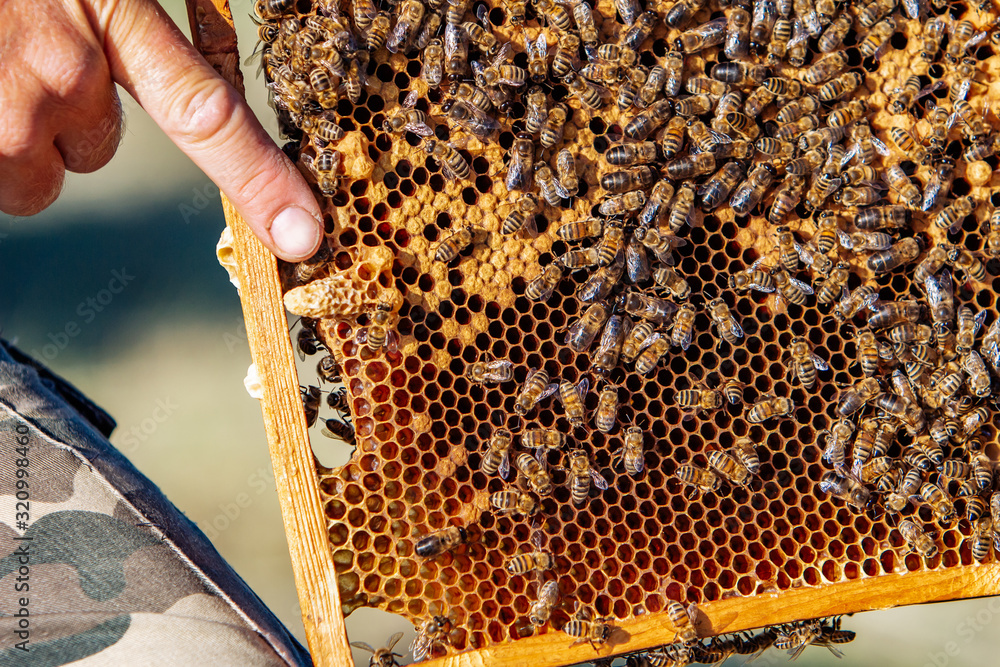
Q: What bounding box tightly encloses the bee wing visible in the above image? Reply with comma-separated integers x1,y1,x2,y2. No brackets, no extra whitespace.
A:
475,2,490,23
350,642,376,653
534,31,548,58
540,382,560,401
788,18,809,48
405,120,436,136
576,377,590,401
553,178,572,199
387,19,408,53
709,128,733,145
589,468,610,490
356,327,370,345
810,352,830,371
499,451,511,479
974,309,989,334
403,89,420,108
386,330,400,353
445,23,465,57
492,41,515,67
871,136,891,157
836,229,854,250
728,320,745,338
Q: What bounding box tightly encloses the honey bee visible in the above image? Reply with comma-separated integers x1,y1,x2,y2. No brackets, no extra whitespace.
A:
820,418,854,470
707,298,743,346
322,415,356,445
358,299,397,352
747,395,794,422
594,388,619,433
948,246,988,282
670,303,696,350
622,321,658,363
636,65,666,108
867,237,923,275
636,225,686,264
837,230,894,253
522,86,548,133
351,631,405,667
555,149,579,197
564,606,613,649
467,355,515,385
567,302,611,351
667,182,696,234
526,263,563,301
666,153,717,181
666,601,699,644
578,249,626,302
410,616,451,662
635,336,670,374
684,118,721,153
540,104,570,149
556,378,588,428
985,208,1000,258
490,489,538,516
446,97,501,141
815,262,850,305
731,164,776,216
711,61,768,85
415,525,467,559
819,472,871,509
837,377,882,417
481,428,513,479
515,369,559,415
653,266,691,300
817,71,864,103
443,22,469,82
675,465,722,493
549,31,580,79
773,269,814,308
561,448,610,508
505,133,534,192
675,16,728,53
963,351,992,397
708,449,752,486
766,17,793,64
558,217,602,241
857,17,895,57
502,193,540,236
529,580,560,628
885,466,923,511
383,90,434,138
505,540,554,576
434,225,475,263
724,5,752,59
676,387,724,414
304,149,342,197
621,10,656,49
300,384,322,427
592,315,629,377
563,72,604,109
853,330,880,377
537,163,570,207
786,337,830,390
956,307,988,355
665,0,707,28
516,451,554,496
600,166,657,195
934,196,976,234
885,126,929,165
834,185,882,208
818,13,851,52
899,519,939,559
425,138,471,181
623,100,674,143
729,265,776,294
254,0,294,20
972,516,993,562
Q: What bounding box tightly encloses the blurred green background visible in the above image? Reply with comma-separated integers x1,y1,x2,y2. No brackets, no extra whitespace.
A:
2,1,999,665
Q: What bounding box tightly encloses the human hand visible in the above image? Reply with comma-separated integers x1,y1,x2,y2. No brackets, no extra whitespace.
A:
0,0,323,261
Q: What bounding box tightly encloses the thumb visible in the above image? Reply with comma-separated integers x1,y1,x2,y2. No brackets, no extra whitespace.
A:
92,0,323,261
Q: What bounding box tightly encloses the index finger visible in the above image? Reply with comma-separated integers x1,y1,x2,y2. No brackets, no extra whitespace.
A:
89,0,323,261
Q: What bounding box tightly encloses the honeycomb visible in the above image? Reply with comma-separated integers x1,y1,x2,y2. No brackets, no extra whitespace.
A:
256,0,1000,661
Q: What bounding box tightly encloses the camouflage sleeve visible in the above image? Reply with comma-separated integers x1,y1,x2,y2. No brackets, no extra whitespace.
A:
0,340,311,666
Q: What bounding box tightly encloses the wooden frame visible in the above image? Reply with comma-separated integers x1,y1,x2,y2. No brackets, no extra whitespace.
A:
185,2,1000,665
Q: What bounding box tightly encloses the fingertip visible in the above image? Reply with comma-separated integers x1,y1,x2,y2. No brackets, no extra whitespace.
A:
268,206,324,261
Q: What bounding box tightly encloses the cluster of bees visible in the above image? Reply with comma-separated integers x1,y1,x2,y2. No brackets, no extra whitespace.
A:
257,0,1000,656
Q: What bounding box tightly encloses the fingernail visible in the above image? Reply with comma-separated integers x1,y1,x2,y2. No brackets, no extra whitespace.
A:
271,207,322,259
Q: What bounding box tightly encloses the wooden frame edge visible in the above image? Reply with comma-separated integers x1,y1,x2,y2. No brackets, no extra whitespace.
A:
417,563,1000,666
184,1,352,664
